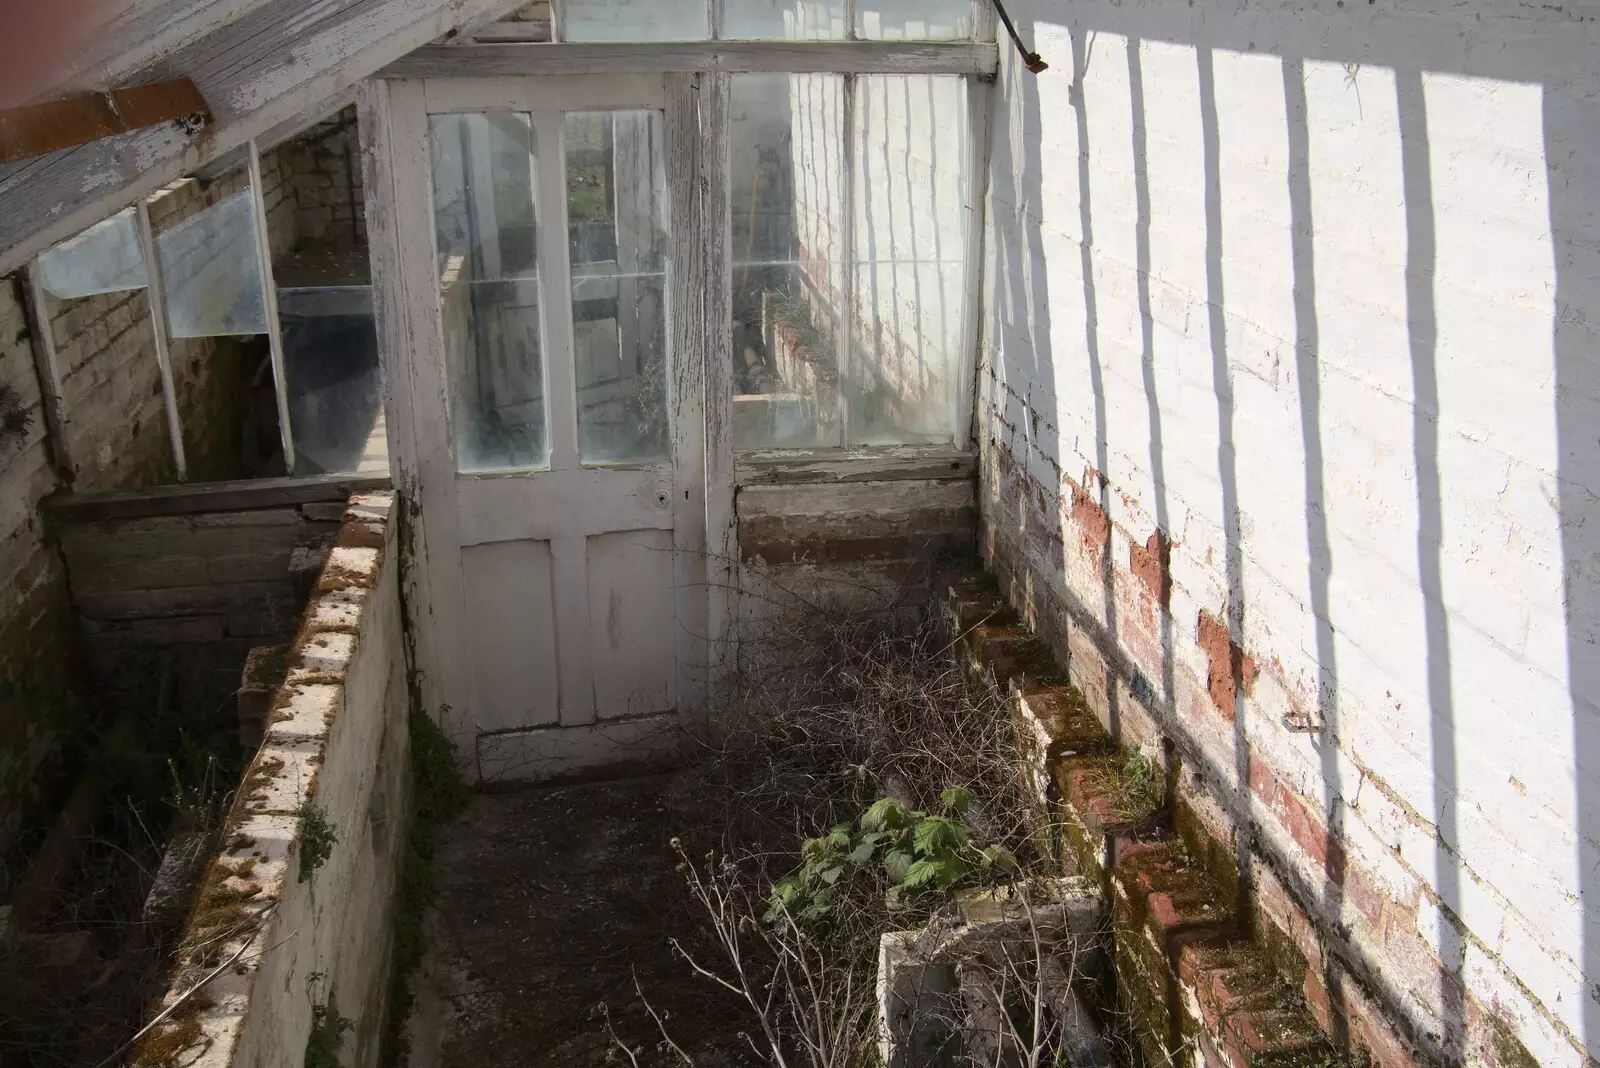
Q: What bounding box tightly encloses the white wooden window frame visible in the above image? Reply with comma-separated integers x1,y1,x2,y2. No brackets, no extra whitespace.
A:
546,0,996,44
24,151,301,486
364,38,995,722
382,39,997,455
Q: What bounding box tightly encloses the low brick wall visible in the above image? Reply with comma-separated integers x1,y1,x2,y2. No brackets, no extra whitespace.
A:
942,574,1338,1068
133,490,409,1068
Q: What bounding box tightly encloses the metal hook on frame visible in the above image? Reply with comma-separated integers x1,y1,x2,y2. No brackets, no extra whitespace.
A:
990,0,1048,73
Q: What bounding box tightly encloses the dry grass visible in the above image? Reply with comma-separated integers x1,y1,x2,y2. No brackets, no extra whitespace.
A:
608,605,1115,1067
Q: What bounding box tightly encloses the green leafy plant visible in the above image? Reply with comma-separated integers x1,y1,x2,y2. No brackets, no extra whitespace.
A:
294,801,337,884
765,787,1018,923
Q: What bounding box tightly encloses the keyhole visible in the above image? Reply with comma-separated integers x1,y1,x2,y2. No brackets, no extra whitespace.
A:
655,491,669,507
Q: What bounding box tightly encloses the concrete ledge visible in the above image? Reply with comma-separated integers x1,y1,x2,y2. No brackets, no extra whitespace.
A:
132,489,409,1068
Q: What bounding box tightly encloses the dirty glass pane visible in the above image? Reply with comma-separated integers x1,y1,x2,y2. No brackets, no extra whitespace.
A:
720,0,844,39
155,188,269,337
849,74,969,445
278,246,384,475
281,291,385,475
731,73,845,449
856,0,972,40
566,110,670,465
430,111,547,473
36,209,148,298
564,0,708,41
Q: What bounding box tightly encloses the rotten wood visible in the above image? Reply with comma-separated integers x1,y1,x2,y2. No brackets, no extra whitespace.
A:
459,19,552,42
702,73,735,662
134,199,189,481
41,471,389,523
667,70,709,722
247,142,297,474
957,74,993,449
0,78,209,165
362,75,478,763
735,446,977,485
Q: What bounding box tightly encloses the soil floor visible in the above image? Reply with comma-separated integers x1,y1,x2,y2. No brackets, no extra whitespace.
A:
402,774,754,1068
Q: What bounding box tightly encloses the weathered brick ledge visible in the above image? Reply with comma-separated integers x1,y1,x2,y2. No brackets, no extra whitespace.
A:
940,572,1337,1068
132,490,400,1068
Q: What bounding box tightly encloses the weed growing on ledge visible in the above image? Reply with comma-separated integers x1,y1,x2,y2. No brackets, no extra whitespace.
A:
304,975,352,1068
1097,750,1165,825
619,611,1089,1065
294,801,336,883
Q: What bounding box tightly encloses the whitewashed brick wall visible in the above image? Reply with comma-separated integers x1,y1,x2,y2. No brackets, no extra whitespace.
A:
978,2,1600,1065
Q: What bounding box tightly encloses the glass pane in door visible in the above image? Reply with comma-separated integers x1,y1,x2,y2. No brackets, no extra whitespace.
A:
430,111,548,473
566,110,670,465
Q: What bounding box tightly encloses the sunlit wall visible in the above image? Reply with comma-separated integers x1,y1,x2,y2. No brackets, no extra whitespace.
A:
978,3,1596,1064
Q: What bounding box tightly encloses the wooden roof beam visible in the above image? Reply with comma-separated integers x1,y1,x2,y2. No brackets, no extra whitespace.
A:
0,78,210,165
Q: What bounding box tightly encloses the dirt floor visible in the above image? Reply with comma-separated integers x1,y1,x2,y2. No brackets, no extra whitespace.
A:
402,774,754,1068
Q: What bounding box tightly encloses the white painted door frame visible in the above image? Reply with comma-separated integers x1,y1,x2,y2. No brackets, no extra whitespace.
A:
361,72,711,781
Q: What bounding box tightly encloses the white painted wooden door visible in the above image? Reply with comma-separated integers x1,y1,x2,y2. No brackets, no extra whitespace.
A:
369,74,707,783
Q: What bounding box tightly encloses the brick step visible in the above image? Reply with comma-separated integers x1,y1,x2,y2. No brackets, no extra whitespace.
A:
1112,837,1237,1064
936,572,1339,1068
1057,753,1166,877
1179,941,1336,1068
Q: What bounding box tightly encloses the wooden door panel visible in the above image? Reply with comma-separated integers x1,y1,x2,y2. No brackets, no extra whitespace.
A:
462,539,560,732
455,467,672,544
375,74,705,785
587,528,676,720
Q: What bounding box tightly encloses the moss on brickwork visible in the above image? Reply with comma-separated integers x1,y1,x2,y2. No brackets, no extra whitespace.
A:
1174,794,1244,917
1486,1016,1539,1068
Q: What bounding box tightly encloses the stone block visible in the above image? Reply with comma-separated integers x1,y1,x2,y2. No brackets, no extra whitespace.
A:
239,644,288,749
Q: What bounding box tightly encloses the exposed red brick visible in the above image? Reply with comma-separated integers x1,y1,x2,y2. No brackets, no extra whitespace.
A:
1348,990,1419,1068
978,630,1056,691
1197,609,1258,720
1222,1008,1331,1068
1121,613,1164,677
1130,529,1174,608
1281,787,1332,870
1015,684,1112,761
1343,863,1387,928
1070,480,1110,559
